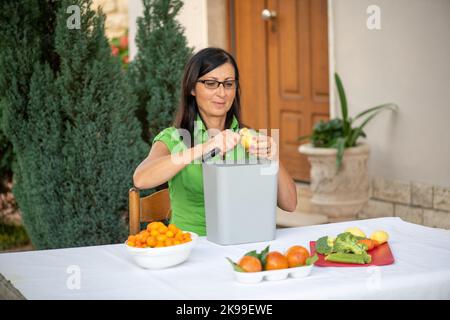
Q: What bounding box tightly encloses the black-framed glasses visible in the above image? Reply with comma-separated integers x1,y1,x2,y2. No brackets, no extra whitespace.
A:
197,79,237,90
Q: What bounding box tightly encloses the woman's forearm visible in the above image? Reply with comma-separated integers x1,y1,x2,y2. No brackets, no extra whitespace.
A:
133,143,206,189
276,162,298,212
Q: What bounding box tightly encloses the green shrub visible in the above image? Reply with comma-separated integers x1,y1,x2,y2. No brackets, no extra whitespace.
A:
0,0,146,249
128,0,193,146
0,222,30,251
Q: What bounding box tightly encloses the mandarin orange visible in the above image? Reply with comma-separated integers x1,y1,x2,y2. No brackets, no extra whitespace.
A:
238,255,262,272
265,251,289,270
285,245,310,267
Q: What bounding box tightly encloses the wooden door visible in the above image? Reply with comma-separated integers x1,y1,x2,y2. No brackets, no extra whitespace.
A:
232,0,329,182
233,0,269,131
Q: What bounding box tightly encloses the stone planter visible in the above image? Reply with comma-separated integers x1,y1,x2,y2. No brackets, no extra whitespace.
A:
298,143,370,222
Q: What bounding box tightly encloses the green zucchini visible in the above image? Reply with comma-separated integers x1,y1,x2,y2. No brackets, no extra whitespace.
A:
325,252,371,264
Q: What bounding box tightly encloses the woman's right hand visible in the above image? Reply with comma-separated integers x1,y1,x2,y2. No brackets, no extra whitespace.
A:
203,129,241,157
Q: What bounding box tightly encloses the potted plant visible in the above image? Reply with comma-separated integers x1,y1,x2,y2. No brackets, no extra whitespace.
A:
299,73,398,222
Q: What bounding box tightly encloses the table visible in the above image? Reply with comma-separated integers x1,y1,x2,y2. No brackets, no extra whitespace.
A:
1,217,449,299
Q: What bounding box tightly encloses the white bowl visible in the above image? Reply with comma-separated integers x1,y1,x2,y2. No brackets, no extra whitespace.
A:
232,264,314,284
125,232,198,269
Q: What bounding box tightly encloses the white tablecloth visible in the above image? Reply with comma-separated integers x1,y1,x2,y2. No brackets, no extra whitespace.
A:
1,217,449,300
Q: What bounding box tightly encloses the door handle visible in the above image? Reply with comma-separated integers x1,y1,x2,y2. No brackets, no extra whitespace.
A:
261,9,277,21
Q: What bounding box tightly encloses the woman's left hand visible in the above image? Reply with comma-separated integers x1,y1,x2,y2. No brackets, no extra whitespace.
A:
248,134,277,160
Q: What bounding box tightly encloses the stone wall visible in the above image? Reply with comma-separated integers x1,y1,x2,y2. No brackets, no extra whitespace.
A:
92,0,128,39
358,177,450,229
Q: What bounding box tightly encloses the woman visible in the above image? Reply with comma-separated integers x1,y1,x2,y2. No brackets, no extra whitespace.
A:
133,47,297,236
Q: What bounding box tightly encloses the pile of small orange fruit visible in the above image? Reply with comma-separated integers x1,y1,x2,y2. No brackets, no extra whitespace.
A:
126,222,192,248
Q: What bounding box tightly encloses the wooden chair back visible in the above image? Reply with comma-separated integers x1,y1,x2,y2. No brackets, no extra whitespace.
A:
128,187,171,235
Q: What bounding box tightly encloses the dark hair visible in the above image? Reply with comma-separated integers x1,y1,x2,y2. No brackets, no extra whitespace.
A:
173,47,242,147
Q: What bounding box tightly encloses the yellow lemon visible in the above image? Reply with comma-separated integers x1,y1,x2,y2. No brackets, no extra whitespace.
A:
239,128,257,150
345,227,366,238
241,136,252,150
370,230,389,244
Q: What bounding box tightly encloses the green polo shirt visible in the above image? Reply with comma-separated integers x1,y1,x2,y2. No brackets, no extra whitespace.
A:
152,114,248,236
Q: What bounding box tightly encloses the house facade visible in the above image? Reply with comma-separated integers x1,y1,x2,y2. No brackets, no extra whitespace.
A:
115,0,450,229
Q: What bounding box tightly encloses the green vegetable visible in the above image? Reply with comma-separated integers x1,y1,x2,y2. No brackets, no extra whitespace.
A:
226,258,246,272
315,232,372,265
316,236,333,254
306,253,318,266
325,252,372,264
332,232,367,255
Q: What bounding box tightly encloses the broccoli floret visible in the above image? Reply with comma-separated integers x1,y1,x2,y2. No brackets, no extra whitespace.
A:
316,236,333,254
362,251,372,264
332,232,366,255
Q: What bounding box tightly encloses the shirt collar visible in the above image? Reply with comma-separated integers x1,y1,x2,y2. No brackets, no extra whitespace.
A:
194,113,239,143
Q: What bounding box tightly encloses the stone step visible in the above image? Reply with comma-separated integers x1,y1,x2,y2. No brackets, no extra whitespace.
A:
276,208,328,228
0,273,26,300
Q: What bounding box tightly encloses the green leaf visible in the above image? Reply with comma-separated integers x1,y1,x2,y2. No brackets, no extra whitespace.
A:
260,245,270,268
119,51,128,59
226,258,246,272
306,253,318,266
354,103,398,120
348,127,363,147
357,106,397,132
323,137,337,148
244,250,259,258
333,137,346,169
110,38,120,47
335,73,349,135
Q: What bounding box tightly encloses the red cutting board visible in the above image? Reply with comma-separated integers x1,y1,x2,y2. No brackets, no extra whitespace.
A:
310,241,395,267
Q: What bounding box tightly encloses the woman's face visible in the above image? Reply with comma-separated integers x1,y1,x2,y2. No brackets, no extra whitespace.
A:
192,62,236,119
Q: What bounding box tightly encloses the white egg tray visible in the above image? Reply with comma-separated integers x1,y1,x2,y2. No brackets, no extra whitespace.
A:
232,264,313,284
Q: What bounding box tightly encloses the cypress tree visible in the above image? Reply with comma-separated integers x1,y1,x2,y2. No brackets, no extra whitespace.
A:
129,0,192,146
0,0,146,249
0,1,45,191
